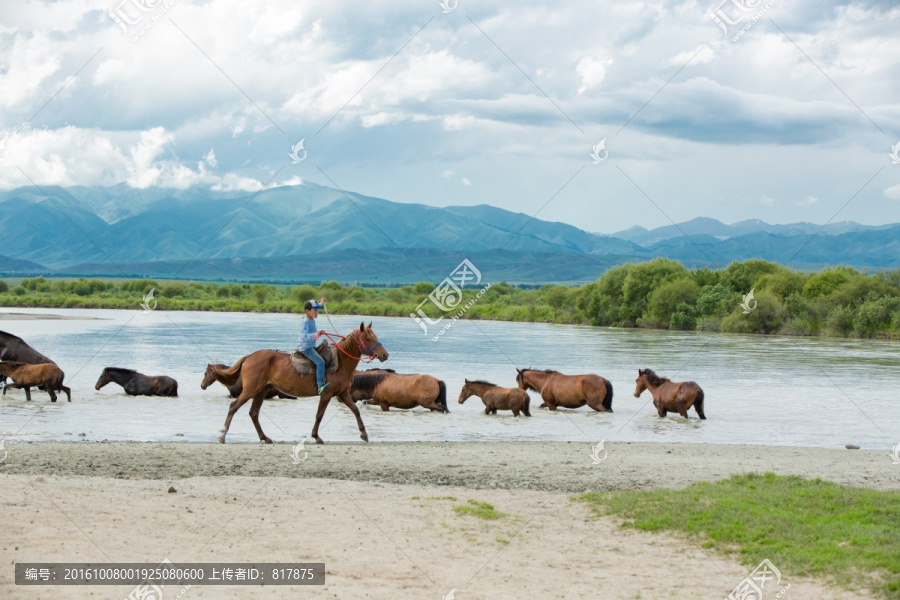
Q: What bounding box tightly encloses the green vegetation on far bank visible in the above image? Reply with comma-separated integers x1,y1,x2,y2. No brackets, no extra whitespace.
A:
576,473,900,599
2,257,900,338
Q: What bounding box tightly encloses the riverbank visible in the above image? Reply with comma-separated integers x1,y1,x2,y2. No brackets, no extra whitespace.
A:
2,441,896,492
1,441,894,600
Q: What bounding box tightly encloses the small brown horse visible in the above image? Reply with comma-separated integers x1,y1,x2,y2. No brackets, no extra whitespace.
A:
351,368,448,412
0,361,71,402
634,368,705,419
458,379,530,417
515,368,613,412
216,322,388,444
201,361,295,399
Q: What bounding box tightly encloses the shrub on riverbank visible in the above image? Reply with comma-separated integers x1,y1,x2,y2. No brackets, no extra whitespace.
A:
2,259,899,338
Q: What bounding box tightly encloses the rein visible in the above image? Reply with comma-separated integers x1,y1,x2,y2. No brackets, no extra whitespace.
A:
321,330,381,362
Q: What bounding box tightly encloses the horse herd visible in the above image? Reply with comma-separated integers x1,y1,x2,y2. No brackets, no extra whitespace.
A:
0,324,706,444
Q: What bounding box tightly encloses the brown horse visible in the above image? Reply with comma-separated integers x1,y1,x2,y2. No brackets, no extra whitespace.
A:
515,368,613,412
0,361,71,402
216,322,388,444
351,368,448,412
634,368,705,419
458,379,530,417
201,361,295,399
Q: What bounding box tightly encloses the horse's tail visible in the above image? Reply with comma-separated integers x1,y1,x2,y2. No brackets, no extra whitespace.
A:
602,379,613,413
437,380,448,413
522,393,531,417
694,388,706,420
219,356,247,385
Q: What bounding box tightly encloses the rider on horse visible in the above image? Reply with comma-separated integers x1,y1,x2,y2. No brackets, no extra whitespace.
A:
298,297,330,395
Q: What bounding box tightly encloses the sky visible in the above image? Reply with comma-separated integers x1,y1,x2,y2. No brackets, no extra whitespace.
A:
0,0,899,234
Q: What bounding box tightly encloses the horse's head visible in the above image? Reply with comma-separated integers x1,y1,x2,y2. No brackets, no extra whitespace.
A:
515,368,532,391
634,369,648,398
200,364,220,390
94,368,110,390
458,379,472,404
358,322,389,362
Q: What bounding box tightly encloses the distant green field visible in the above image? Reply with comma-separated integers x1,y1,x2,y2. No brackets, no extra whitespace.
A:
2,258,899,338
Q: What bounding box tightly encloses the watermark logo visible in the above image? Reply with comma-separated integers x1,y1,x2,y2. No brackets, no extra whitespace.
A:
740,288,757,314
589,440,607,464
889,142,900,165
590,139,608,164
0,439,7,463
890,442,900,465
126,558,191,600
726,559,789,600
439,0,458,13
109,0,179,42
410,259,491,340
442,589,456,600
290,439,309,464
140,288,157,312
709,0,779,42
289,138,307,164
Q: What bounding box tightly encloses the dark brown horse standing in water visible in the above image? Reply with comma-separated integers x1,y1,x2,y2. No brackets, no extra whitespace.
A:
0,330,57,392
95,367,178,396
515,368,613,412
0,361,71,402
201,361,296,399
216,322,388,444
634,368,705,419
350,369,448,412
458,379,530,417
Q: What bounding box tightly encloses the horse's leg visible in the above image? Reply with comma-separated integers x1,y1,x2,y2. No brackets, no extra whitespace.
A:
24,386,31,402
62,385,71,402
542,391,557,410
653,398,666,417
310,393,334,444
218,393,253,443
248,393,273,444
47,382,57,403
338,391,368,443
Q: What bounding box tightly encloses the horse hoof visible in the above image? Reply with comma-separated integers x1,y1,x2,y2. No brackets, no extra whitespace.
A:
260,438,274,444
217,436,225,444
314,438,324,445
360,433,369,443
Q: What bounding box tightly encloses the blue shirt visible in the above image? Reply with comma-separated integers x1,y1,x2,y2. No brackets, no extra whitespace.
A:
297,317,318,350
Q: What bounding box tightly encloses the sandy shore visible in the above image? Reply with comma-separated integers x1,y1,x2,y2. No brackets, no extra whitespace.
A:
1,441,896,491
1,442,896,600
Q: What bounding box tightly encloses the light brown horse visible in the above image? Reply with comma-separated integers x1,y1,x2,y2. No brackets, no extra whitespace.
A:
0,361,71,402
515,368,613,412
458,379,530,417
634,368,705,419
216,322,388,444
201,361,295,399
351,368,448,412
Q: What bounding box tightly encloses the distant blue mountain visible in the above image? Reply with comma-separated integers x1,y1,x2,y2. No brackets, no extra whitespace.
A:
0,184,897,283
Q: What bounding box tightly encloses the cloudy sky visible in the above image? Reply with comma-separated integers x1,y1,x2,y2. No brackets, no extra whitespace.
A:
0,0,898,233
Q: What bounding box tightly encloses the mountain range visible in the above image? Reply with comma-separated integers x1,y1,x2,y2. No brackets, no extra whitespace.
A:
0,183,896,284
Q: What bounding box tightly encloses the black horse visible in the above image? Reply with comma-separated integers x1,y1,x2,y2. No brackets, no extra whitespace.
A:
95,367,178,397
0,330,57,393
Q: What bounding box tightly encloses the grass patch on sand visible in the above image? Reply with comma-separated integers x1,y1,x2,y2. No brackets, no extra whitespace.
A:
454,499,506,520
577,473,900,599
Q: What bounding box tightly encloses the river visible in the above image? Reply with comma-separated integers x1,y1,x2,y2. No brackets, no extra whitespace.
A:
0,308,897,449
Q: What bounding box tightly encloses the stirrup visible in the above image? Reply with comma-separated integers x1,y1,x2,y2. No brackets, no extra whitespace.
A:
318,382,331,395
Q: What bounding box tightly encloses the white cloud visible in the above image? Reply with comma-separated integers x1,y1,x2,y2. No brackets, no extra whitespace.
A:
795,195,818,207
461,177,471,186
885,184,900,201
440,170,454,178
576,56,614,94
204,149,217,168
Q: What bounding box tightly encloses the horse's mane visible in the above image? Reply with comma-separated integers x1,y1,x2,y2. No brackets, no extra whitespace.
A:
467,380,497,387
0,360,28,367
526,368,558,374
352,369,393,391
0,330,25,342
641,369,670,387
104,367,137,375
365,368,396,373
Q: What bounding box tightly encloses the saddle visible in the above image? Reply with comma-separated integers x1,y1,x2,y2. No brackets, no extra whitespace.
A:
291,345,340,375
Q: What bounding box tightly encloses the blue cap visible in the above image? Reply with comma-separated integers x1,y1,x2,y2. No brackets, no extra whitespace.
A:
305,300,323,310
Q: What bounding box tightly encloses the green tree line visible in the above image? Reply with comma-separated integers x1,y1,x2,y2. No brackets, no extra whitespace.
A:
2,258,899,338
